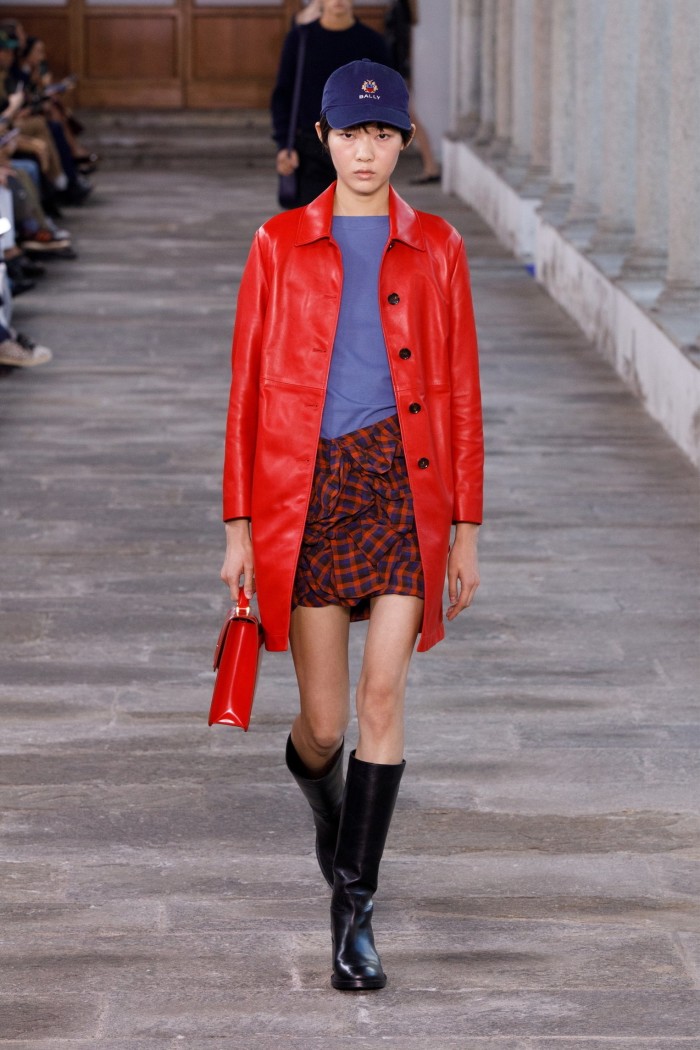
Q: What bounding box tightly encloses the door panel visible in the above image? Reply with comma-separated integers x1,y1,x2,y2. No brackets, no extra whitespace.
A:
188,10,286,108
0,1,388,109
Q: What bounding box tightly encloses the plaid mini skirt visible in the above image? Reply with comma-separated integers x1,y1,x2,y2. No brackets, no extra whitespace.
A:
293,413,424,619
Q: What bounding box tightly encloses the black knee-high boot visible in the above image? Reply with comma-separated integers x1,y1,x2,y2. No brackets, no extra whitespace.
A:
286,735,344,887
331,751,405,991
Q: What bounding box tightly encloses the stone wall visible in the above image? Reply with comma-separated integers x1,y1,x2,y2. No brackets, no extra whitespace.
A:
441,0,700,467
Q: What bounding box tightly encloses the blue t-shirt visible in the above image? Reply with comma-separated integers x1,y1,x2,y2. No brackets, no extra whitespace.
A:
320,215,396,440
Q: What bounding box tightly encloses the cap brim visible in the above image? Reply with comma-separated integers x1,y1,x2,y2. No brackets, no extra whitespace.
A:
324,104,413,133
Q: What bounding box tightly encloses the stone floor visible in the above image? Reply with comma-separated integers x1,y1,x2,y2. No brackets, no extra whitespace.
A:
0,115,698,1049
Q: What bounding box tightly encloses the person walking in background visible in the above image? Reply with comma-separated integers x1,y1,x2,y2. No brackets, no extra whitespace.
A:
384,0,441,183
271,0,391,207
223,60,483,990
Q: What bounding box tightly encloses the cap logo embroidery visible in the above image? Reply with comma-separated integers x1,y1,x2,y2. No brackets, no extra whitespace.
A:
358,79,380,101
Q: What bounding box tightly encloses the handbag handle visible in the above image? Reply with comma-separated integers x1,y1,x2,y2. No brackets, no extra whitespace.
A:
213,587,256,670
235,586,250,616
286,27,308,153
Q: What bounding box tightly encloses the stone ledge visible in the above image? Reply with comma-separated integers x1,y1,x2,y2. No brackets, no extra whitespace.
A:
443,137,700,468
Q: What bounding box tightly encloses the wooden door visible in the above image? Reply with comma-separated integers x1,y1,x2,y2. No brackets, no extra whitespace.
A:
0,1,387,110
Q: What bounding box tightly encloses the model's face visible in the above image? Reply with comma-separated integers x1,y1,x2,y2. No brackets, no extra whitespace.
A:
325,124,406,198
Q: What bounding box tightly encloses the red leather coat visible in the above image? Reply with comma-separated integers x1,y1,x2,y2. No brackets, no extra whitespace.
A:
223,184,483,652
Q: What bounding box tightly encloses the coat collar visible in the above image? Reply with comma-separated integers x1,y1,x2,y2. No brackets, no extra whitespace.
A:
294,184,426,251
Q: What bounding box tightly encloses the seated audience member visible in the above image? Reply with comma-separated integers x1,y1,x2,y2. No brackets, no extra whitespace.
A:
20,36,96,175
0,172,38,294
1,131,75,264
17,35,92,201
0,18,96,374
0,23,90,209
0,256,52,367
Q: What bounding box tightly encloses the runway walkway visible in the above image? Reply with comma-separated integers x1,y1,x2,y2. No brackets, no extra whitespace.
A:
1,113,698,1048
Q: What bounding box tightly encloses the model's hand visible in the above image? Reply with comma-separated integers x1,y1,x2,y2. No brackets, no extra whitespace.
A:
220,519,255,600
277,148,299,176
446,523,480,621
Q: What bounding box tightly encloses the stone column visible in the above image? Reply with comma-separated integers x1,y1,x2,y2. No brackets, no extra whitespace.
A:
491,0,514,158
548,0,575,187
475,0,497,145
448,0,461,134
530,0,552,175
540,0,575,223
662,0,700,301
451,0,482,138
590,0,640,264
565,0,605,238
510,0,533,169
622,0,671,278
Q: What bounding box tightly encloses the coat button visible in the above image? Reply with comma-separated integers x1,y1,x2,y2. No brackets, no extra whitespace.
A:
418,457,430,469
398,347,411,359
387,292,400,305
409,402,421,414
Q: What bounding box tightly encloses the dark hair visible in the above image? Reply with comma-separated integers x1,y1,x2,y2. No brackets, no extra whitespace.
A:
22,35,39,60
317,113,413,152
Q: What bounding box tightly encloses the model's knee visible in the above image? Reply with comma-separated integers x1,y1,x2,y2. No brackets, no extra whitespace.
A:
356,681,403,738
297,713,346,758
308,727,346,756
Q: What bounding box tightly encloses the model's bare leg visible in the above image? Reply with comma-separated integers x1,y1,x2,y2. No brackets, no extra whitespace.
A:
355,594,424,764
289,603,351,773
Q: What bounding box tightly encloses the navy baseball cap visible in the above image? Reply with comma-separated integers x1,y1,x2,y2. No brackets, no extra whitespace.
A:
321,59,412,132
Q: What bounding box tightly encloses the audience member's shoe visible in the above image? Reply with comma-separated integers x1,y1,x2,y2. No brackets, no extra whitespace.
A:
15,332,53,358
21,229,77,259
18,257,46,279
5,254,45,282
7,274,36,296
0,335,52,367
21,228,71,251
26,244,78,261
75,151,99,174
59,176,92,206
44,218,71,241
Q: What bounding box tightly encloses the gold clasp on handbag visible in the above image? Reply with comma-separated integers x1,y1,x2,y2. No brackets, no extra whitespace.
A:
235,586,250,617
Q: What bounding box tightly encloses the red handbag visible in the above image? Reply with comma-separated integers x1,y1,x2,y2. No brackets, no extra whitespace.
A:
208,588,264,731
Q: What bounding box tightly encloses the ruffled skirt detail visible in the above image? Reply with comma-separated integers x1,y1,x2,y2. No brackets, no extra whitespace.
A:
293,414,424,620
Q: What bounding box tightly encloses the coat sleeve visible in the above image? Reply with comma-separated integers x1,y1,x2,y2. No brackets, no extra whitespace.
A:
448,236,484,524
222,231,269,521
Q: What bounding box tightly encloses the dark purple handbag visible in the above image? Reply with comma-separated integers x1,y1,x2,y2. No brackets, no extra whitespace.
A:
278,172,299,209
